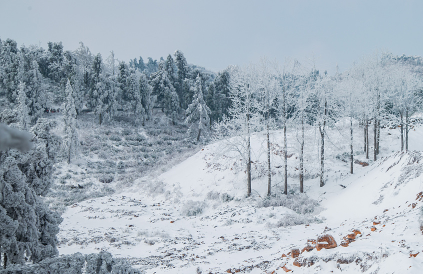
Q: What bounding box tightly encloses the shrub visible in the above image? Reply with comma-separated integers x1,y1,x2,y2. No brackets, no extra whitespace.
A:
270,214,321,228
181,200,206,216
259,190,319,215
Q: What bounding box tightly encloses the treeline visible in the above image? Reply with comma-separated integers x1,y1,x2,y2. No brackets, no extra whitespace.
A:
0,38,231,141
214,56,423,197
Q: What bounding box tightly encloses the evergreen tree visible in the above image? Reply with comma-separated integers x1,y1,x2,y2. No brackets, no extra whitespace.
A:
26,60,46,124
47,42,64,83
17,82,30,130
0,122,62,266
117,61,130,106
174,50,190,108
63,80,78,164
185,75,211,141
165,54,178,87
213,70,231,119
139,73,154,123
0,39,20,103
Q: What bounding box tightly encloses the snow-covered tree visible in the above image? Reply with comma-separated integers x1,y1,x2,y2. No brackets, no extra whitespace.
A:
139,73,154,123
185,75,211,141
214,65,262,197
17,82,30,130
26,60,46,124
0,39,20,103
150,67,180,123
174,50,190,108
0,122,62,266
62,80,78,164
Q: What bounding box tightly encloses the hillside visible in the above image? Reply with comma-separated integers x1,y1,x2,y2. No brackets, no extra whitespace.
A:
55,119,423,273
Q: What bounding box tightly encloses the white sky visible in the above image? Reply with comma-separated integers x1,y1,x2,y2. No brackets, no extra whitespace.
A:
1,0,422,73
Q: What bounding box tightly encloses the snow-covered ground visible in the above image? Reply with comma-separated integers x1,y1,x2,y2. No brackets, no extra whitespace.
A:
56,121,423,273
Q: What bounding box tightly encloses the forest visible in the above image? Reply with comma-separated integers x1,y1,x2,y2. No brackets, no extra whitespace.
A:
0,37,423,273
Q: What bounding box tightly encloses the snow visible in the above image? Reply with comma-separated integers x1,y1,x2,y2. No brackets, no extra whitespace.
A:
57,122,423,273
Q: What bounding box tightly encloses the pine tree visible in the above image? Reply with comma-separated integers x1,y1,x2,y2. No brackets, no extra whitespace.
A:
185,75,211,141
150,67,180,121
0,39,20,103
174,50,190,108
0,121,62,267
17,81,30,130
139,73,154,123
63,80,78,164
26,60,46,124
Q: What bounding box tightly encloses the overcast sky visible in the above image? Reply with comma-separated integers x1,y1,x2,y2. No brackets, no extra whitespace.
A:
1,0,422,73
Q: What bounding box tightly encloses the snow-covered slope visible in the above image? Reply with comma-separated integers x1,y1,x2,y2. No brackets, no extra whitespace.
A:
57,124,423,273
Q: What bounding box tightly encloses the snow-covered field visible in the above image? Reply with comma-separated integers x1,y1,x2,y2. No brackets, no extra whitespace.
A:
56,121,423,273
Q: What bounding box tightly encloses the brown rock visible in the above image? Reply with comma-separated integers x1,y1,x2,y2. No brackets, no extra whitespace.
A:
353,229,361,235
301,245,314,253
340,241,349,247
307,239,317,245
354,159,369,167
281,253,287,258
373,221,381,225
346,233,356,240
371,227,376,232
410,252,419,258
291,248,300,258
282,265,292,272
293,260,302,267
416,192,423,201
316,234,337,251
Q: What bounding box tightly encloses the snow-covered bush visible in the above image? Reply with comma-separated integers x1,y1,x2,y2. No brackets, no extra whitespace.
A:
181,200,206,216
269,214,321,228
0,251,142,274
259,189,319,214
206,191,234,203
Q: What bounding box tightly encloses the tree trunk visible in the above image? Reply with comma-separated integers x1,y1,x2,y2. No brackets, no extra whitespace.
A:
374,118,377,161
400,111,404,151
299,114,304,194
266,84,271,196
99,113,102,125
319,100,327,187
267,125,271,196
406,108,409,151
197,128,202,142
350,116,354,174
364,119,366,153
376,119,380,155
366,119,369,160
319,124,325,187
283,85,288,194
67,143,71,164
246,113,251,197
3,253,6,269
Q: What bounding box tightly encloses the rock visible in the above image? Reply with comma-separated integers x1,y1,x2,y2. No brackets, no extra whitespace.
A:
282,265,292,272
291,248,300,258
301,245,314,253
410,252,419,258
353,229,361,235
354,159,369,167
307,239,317,245
293,260,301,267
340,241,349,247
373,221,381,225
316,234,337,251
281,253,287,258
346,233,356,240
371,227,377,232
